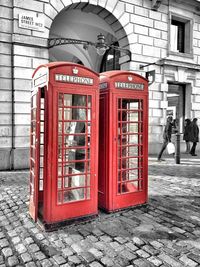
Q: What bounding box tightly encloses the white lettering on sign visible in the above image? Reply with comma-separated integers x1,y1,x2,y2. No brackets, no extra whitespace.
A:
99,82,108,89
115,82,144,90
19,13,44,32
55,74,94,85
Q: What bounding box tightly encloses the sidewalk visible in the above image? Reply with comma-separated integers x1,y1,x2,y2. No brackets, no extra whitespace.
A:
0,154,200,267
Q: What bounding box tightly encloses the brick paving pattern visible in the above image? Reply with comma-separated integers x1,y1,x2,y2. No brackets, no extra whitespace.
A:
0,155,200,266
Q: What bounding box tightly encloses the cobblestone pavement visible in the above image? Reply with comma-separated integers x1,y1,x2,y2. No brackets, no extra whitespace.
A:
0,154,200,267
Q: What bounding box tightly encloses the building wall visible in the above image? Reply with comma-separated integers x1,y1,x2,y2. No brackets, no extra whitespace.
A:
0,0,200,169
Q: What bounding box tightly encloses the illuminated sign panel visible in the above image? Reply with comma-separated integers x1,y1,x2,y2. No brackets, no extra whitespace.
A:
55,74,94,85
115,82,144,90
99,82,108,89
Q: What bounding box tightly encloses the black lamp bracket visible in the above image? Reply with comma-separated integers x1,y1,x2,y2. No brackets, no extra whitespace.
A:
48,37,131,61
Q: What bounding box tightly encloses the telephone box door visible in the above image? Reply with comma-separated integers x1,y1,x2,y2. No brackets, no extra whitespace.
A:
113,94,148,209
50,88,98,222
29,90,41,222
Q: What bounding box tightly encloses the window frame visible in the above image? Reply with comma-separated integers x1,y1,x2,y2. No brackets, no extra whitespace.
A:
168,12,193,58
167,82,186,134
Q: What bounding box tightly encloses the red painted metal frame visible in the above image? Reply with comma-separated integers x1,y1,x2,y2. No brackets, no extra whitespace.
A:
98,70,148,212
31,62,99,225
29,89,41,221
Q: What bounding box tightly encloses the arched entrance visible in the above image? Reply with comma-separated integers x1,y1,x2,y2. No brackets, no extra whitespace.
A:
48,3,130,72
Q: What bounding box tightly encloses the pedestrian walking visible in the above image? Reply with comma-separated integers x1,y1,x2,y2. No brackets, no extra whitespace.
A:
183,118,191,153
190,118,199,156
157,116,173,161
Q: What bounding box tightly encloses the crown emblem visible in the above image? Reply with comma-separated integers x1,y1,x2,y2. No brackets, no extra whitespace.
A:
128,76,133,81
73,67,78,75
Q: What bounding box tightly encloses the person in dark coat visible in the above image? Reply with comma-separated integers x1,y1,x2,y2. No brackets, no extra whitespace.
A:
183,118,191,153
157,116,173,161
190,118,199,156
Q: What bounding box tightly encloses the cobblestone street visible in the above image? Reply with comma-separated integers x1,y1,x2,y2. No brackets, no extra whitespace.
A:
0,154,200,267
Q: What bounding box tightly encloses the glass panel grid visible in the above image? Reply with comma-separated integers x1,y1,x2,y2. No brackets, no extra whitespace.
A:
57,93,91,204
117,98,144,194
30,94,37,196
39,97,45,191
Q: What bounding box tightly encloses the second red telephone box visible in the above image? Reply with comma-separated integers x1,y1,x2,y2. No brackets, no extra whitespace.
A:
30,62,99,229
98,71,148,212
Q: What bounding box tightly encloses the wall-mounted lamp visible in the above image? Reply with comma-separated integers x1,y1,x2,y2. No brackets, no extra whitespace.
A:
146,70,155,85
48,33,131,60
152,0,162,10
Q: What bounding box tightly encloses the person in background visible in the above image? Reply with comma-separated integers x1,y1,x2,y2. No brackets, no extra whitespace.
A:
190,118,199,156
183,118,191,153
157,116,173,161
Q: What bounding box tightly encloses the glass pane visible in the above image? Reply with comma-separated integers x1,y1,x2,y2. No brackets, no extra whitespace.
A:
119,169,138,181
64,122,85,134
88,96,92,108
31,147,35,159
119,146,139,157
40,110,44,121
66,148,86,160
64,109,71,120
64,94,72,106
31,121,36,133
58,122,62,133
86,174,90,186
33,134,36,146
39,168,43,179
121,181,139,193
63,164,71,175
63,188,85,203
57,191,62,204
130,101,139,109
39,180,43,191
86,188,90,199
57,178,62,189
64,135,87,148
58,93,63,106
129,123,140,133
40,157,43,167
64,174,86,188
63,162,88,174
129,135,139,144
41,98,44,109
32,109,36,120
58,164,62,176
88,109,91,121
127,157,142,169
72,95,87,107
58,108,62,120
72,109,86,120
40,121,44,132
40,133,44,145
32,95,36,108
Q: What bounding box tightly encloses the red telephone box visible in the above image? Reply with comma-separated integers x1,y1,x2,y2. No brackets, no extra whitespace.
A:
30,62,99,229
98,71,148,212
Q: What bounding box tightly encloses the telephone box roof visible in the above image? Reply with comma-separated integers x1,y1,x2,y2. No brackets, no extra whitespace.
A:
32,61,99,78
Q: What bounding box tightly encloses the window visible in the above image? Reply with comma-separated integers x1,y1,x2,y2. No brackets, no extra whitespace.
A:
100,42,120,72
169,14,193,56
167,83,185,133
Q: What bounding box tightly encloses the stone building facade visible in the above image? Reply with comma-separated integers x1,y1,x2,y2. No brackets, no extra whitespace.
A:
0,0,200,169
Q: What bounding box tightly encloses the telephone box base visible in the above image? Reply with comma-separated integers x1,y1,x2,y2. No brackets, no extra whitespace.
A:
36,213,98,232
99,203,148,214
